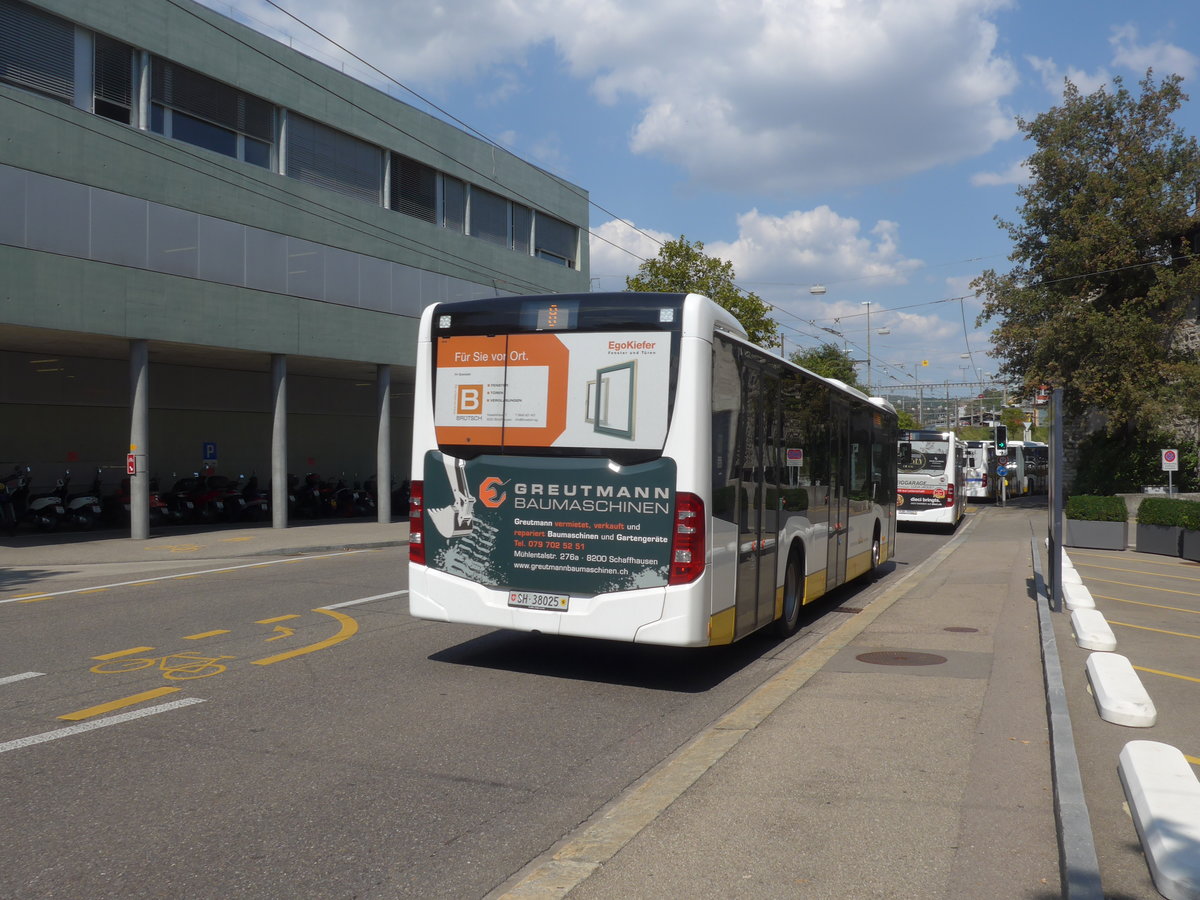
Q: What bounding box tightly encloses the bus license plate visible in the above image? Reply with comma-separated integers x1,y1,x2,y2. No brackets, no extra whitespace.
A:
508,591,569,611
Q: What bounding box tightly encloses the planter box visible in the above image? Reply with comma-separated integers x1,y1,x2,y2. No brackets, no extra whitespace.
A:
1184,530,1200,563
1064,519,1128,551
1136,524,1182,557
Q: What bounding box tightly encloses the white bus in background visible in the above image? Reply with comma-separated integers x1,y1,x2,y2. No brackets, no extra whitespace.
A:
408,292,899,647
963,440,997,501
1011,441,1048,494
897,430,966,529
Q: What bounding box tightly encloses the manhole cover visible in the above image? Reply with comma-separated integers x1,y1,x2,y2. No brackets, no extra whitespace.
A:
944,627,979,633
855,651,948,667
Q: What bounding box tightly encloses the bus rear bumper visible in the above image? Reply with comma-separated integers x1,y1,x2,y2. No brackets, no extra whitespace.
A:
410,566,712,645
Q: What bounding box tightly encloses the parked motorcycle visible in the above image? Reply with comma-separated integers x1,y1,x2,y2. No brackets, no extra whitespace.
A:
195,474,246,522
165,475,203,523
108,476,170,526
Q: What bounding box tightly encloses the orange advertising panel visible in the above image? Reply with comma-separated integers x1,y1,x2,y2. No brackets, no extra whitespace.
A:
434,334,569,447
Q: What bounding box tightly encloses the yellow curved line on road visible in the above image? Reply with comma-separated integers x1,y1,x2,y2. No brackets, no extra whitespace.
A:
251,609,358,666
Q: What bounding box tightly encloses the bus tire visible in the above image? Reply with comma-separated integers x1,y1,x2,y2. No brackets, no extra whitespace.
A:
774,547,804,637
870,524,882,572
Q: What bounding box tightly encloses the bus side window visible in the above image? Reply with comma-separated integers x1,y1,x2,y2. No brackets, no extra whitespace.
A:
711,337,741,524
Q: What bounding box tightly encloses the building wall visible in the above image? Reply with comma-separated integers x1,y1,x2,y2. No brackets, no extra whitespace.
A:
0,0,590,490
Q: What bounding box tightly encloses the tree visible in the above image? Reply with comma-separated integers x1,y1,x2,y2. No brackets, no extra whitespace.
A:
789,342,863,390
974,72,1200,437
626,236,779,347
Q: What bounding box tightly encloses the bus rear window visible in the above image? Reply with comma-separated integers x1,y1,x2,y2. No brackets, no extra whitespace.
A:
899,440,950,476
432,330,676,459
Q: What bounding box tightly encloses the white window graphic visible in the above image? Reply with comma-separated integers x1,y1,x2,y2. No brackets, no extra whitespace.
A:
588,360,637,440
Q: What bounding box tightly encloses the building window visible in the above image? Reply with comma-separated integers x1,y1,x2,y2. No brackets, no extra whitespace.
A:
0,0,74,103
470,186,508,248
442,175,465,233
535,213,577,268
150,57,274,169
287,114,382,203
512,204,532,255
390,153,436,223
92,34,133,124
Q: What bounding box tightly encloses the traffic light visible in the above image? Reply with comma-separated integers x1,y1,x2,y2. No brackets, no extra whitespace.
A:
994,424,1008,456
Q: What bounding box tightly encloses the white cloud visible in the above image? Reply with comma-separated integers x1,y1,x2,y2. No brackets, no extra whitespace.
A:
589,206,922,299
970,158,1029,187
215,0,1020,194
587,219,674,290
709,207,923,289
1110,24,1199,80
1029,23,1198,99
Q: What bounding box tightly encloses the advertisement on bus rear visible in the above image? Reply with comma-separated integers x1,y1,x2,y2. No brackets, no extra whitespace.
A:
422,451,676,594
433,331,671,451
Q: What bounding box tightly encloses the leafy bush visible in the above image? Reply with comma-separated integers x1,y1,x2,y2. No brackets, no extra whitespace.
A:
1065,495,1128,522
1072,431,1198,495
1136,496,1200,528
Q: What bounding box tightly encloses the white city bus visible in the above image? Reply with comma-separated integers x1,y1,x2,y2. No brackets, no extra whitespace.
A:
963,440,997,501
897,430,965,529
408,292,898,647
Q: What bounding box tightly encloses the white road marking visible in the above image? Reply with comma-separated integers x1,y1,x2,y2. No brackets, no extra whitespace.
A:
0,698,206,754
320,590,408,610
0,672,44,686
0,550,369,605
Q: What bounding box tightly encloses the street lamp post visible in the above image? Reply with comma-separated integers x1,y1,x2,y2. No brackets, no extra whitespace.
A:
861,301,872,393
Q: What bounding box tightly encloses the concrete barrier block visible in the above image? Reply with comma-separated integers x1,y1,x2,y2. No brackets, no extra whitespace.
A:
1064,580,1096,610
1062,567,1083,584
1086,652,1156,727
1119,740,1200,900
1071,609,1117,652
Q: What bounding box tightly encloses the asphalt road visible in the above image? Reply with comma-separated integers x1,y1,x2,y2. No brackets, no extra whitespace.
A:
1,522,955,899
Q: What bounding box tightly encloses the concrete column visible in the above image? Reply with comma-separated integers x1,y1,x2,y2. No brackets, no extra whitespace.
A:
376,364,392,523
271,355,288,529
129,340,149,540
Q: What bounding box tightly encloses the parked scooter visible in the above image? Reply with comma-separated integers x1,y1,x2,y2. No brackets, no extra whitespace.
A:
58,468,104,530
8,467,63,531
240,473,270,522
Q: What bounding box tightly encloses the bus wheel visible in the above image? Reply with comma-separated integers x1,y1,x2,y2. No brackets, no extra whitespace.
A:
870,528,882,571
774,549,803,637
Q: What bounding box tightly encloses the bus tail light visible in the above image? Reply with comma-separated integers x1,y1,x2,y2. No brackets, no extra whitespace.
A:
409,480,425,565
669,492,705,585
945,483,956,507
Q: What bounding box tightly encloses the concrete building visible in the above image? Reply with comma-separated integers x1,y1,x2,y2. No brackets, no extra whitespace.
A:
0,0,589,532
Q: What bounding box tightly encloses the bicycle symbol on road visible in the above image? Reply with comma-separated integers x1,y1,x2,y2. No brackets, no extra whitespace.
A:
90,651,234,680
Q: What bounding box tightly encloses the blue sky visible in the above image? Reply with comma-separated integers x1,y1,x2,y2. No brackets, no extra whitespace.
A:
201,0,1200,392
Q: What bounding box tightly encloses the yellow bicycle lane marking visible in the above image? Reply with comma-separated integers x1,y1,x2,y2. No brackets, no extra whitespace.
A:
62,610,358,722
252,609,358,665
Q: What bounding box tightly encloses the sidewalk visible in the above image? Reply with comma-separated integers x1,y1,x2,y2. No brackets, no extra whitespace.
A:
501,505,1063,899
0,517,408,567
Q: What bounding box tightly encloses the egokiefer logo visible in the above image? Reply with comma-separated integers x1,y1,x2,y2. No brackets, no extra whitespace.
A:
478,476,508,508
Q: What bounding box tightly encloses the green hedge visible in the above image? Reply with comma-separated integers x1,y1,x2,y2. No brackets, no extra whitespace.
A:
1137,496,1200,529
1072,432,1198,495
1065,495,1128,522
